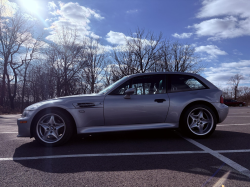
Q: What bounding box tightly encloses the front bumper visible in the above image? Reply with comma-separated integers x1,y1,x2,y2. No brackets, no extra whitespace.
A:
212,103,229,123
17,117,32,137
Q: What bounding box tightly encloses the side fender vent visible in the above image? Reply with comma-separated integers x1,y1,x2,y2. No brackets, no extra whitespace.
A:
73,103,95,108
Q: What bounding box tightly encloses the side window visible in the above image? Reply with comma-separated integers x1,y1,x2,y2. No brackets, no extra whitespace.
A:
131,75,166,95
170,75,207,92
110,80,131,95
109,75,166,95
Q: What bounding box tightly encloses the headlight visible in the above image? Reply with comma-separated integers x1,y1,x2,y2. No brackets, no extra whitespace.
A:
22,110,34,118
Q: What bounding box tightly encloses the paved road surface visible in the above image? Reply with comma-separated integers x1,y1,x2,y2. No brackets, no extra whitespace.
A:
0,107,250,186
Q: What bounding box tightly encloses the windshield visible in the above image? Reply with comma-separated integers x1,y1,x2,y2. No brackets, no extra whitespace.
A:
99,76,128,94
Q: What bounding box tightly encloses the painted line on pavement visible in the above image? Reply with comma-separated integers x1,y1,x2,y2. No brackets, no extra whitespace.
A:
178,134,250,179
218,149,250,153
217,123,250,126
1,149,250,161
0,151,207,161
227,116,250,117
0,132,18,133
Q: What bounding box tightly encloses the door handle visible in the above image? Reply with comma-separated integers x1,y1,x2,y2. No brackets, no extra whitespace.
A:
154,99,166,103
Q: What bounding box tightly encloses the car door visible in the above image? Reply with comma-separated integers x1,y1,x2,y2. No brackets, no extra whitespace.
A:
104,74,170,126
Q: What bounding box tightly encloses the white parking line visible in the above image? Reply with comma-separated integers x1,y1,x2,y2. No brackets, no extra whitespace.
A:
0,132,18,133
180,135,250,179
0,150,207,161
227,116,250,117
0,149,249,161
217,123,250,126
218,149,250,153
212,171,230,187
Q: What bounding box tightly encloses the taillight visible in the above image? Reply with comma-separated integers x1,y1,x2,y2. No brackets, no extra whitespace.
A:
220,95,224,104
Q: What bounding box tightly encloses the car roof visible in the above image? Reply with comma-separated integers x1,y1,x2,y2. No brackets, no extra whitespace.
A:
127,72,199,77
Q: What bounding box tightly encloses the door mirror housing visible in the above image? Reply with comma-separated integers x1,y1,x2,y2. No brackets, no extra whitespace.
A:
124,88,135,99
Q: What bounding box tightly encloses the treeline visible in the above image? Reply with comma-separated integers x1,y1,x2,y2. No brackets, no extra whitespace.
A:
222,74,250,104
0,8,204,113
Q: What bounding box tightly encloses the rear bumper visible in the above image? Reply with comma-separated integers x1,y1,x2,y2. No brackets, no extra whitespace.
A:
17,117,32,137
212,103,229,123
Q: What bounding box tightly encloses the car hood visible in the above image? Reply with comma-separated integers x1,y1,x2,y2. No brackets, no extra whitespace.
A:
25,93,105,110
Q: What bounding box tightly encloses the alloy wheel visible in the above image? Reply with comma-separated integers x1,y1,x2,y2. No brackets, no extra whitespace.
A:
36,114,66,143
187,107,214,136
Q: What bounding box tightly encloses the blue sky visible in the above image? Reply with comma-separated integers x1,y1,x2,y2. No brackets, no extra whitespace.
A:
10,0,250,87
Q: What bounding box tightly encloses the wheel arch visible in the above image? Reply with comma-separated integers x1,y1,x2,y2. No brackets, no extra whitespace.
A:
179,100,219,127
30,107,77,138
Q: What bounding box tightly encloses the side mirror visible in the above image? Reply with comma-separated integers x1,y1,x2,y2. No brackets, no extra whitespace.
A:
124,88,135,99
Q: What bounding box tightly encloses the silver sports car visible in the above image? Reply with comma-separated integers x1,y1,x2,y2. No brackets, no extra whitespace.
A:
17,72,228,146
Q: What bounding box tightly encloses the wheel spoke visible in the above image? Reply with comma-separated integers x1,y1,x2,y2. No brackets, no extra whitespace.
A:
42,130,50,140
39,123,49,130
55,123,64,130
55,124,65,137
50,130,59,139
201,119,211,124
198,110,204,119
189,113,197,120
189,121,197,129
48,115,55,125
198,124,204,134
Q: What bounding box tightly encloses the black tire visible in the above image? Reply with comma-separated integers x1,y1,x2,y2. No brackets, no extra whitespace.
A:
180,104,217,138
239,104,242,107
33,109,74,147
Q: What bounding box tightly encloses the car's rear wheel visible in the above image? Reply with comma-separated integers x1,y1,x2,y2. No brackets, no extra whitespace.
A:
33,109,74,146
181,104,217,138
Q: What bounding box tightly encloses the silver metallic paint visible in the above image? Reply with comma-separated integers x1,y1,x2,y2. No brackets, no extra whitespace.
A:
104,94,170,126
17,72,228,137
77,123,176,134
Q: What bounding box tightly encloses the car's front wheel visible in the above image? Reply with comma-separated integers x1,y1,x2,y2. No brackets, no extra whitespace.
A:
181,104,217,138
33,109,74,146
239,104,243,107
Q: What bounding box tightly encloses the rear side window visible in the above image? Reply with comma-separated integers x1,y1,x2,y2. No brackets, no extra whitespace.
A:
170,75,207,92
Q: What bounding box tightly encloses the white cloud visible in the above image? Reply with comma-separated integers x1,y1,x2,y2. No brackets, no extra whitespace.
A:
48,1,57,10
106,31,157,48
197,0,250,19
189,0,250,40
172,33,193,39
195,45,227,59
233,49,243,55
204,60,250,87
126,9,138,14
106,31,130,45
46,2,104,42
90,32,101,39
190,16,250,40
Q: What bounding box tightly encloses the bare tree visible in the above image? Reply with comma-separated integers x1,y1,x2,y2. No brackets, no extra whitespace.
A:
44,26,87,96
19,35,45,111
112,28,164,76
111,28,204,77
83,38,106,93
0,3,36,108
158,41,204,73
229,74,244,100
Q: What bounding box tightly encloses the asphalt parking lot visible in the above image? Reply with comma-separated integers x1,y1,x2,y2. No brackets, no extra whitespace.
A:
1,107,250,186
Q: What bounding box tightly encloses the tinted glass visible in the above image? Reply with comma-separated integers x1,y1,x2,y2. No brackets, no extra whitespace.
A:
170,75,206,92
110,80,131,95
110,75,166,95
98,76,127,94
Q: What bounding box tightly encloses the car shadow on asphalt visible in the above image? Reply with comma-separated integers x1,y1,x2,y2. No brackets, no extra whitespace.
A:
12,129,250,182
